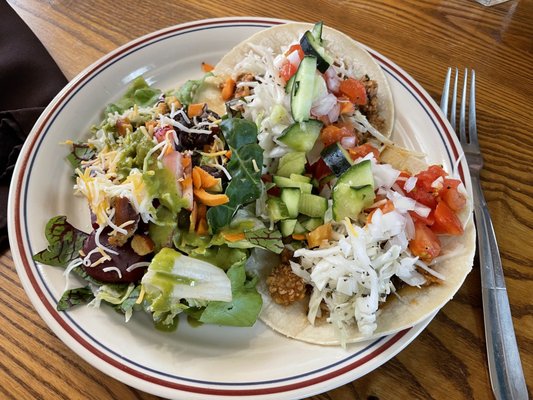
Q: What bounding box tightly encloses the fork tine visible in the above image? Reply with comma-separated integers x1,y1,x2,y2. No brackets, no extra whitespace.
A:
440,67,451,116
469,70,478,145
459,68,468,144
450,68,458,132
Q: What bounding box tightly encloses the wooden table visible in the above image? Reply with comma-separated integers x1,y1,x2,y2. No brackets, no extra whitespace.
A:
3,0,531,399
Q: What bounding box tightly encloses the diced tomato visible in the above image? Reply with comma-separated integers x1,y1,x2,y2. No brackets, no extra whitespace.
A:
416,165,447,187
285,44,305,60
406,186,438,209
339,78,368,105
431,201,464,235
307,158,332,181
348,143,380,161
439,178,466,211
409,221,441,262
319,125,354,146
280,61,298,82
409,210,435,226
405,165,446,208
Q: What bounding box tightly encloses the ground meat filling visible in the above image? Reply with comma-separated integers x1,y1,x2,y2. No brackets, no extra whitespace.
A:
266,250,307,306
360,76,385,132
234,72,255,98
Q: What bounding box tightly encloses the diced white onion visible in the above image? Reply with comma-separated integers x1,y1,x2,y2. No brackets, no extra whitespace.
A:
340,136,357,149
311,93,337,117
404,176,418,193
413,202,431,218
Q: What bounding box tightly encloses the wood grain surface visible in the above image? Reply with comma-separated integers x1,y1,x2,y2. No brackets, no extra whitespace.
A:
2,0,532,399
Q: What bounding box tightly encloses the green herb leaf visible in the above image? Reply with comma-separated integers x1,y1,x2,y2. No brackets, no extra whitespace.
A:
199,260,262,327
207,119,263,232
57,287,94,311
220,118,259,149
32,216,88,267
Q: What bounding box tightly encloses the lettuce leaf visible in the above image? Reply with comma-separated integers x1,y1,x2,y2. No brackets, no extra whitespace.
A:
175,72,213,105
199,259,262,327
105,76,161,114
32,216,88,267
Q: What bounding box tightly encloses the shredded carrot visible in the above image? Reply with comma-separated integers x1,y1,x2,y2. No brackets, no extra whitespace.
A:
189,201,198,232
193,188,229,206
225,150,232,159
201,62,214,73
182,153,192,167
196,217,209,235
221,232,246,242
292,233,306,241
221,78,236,101
192,166,219,189
180,176,193,192
187,103,205,118
192,167,202,189
165,144,174,155
196,203,207,220
306,223,332,248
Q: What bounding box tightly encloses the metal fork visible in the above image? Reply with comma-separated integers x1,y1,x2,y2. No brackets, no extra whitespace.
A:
440,68,528,400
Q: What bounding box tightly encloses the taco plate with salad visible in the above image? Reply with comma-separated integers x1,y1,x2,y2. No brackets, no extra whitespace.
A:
27,21,474,348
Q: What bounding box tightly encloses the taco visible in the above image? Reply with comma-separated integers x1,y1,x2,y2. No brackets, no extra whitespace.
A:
213,22,475,346
250,144,475,345
213,22,394,169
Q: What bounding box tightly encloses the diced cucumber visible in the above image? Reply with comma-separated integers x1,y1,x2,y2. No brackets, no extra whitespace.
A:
278,120,323,152
276,152,306,177
311,21,324,42
290,173,312,183
321,142,354,176
336,159,374,187
266,197,290,222
299,193,328,217
291,55,317,122
332,184,375,221
332,160,375,221
285,75,295,94
280,219,297,237
280,188,301,218
300,31,333,73
293,220,307,234
273,175,313,193
300,217,324,231
270,104,288,125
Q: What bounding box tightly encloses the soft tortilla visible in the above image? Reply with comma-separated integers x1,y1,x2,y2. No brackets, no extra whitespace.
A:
214,22,395,137
249,145,475,345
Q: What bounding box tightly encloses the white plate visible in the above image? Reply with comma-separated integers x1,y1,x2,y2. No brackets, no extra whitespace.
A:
8,17,469,400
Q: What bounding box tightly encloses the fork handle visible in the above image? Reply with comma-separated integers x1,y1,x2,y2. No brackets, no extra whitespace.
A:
471,175,528,400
